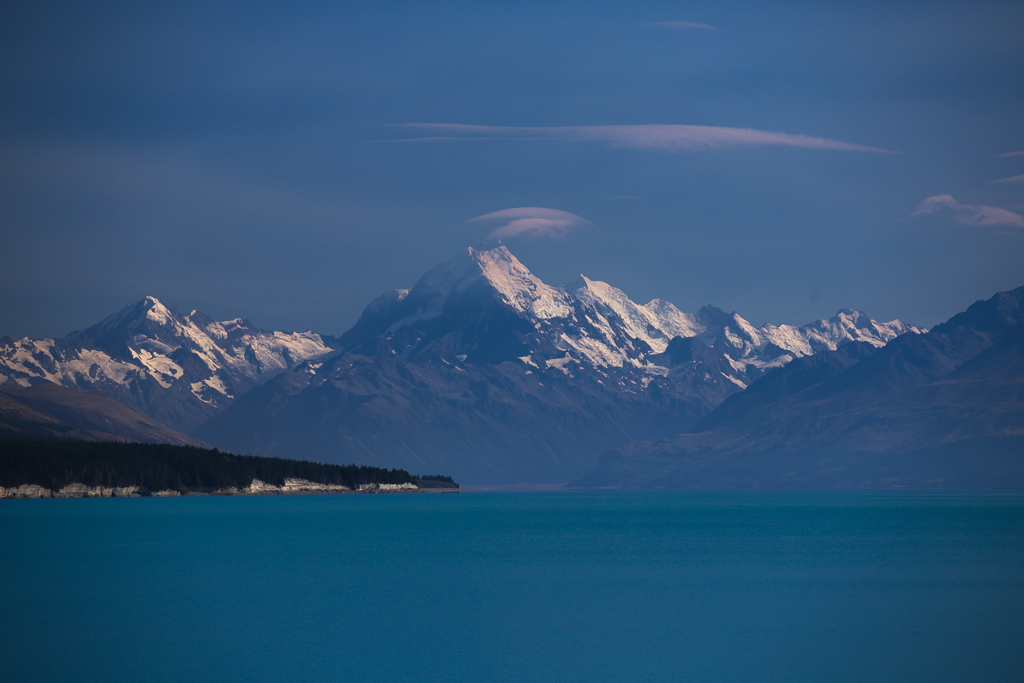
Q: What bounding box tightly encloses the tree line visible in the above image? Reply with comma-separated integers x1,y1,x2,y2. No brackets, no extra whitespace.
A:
0,439,454,492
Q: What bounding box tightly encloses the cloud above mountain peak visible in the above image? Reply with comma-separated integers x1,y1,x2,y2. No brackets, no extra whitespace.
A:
467,207,591,239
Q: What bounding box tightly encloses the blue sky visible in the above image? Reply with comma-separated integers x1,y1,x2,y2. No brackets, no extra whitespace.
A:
2,1,1023,338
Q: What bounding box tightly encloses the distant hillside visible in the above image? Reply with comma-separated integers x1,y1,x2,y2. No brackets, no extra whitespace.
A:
1,391,102,442
0,383,206,446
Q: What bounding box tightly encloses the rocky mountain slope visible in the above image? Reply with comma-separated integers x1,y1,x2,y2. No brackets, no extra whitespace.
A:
571,286,1024,490
0,297,336,432
196,244,920,484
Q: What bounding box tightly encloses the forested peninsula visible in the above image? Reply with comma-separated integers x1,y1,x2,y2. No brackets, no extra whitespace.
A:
0,440,458,498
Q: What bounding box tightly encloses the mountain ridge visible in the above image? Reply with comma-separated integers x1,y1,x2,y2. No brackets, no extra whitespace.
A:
570,286,1024,490
0,296,337,432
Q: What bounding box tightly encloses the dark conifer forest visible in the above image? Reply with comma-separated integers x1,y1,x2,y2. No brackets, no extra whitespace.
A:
0,440,456,493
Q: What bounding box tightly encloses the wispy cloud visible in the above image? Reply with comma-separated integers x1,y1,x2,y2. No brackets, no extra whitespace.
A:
467,207,591,239
993,174,1024,184
649,21,720,31
395,124,896,154
913,194,1024,228
997,150,1024,158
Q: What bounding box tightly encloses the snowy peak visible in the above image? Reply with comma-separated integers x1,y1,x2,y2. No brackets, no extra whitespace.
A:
641,299,704,342
1,297,335,432
836,308,873,329
65,296,202,362
415,244,572,320
339,244,923,381
570,275,672,352
69,296,176,341
413,247,486,299
471,245,573,319
684,306,763,357
344,244,574,346
570,278,708,353
828,309,924,344
568,275,709,355
760,310,925,358
413,244,529,299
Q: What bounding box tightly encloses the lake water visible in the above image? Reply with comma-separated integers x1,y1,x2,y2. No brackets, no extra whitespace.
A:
2,492,1023,682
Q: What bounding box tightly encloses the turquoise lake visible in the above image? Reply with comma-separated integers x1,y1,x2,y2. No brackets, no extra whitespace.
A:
2,492,1023,682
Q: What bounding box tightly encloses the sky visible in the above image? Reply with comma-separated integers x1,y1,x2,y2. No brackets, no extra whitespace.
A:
2,0,1023,339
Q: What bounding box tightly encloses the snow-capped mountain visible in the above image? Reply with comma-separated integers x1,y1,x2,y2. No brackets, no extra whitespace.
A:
0,297,336,432
1,244,923,479
572,286,1024,491
339,244,921,389
196,244,922,484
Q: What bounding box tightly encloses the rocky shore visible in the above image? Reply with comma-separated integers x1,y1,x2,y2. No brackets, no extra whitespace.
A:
0,478,447,499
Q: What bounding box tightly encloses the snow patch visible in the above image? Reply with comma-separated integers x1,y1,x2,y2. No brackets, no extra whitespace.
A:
722,373,748,389
129,348,184,388
474,247,573,319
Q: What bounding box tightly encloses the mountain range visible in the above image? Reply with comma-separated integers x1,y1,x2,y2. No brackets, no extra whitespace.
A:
0,297,336,433
572,286,1024,490
3,243,961,485
194,244,919,483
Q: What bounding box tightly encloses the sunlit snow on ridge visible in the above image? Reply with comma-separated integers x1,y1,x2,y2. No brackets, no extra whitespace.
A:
0,296,335,429
372,244,924,386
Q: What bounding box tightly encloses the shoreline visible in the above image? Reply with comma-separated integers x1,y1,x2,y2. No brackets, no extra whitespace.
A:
0,477,460,499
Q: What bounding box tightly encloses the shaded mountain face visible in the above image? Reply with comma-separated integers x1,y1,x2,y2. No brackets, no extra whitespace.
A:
1,391,103,442
0,383,206,446
197,244,921,484
572,286,1024,491
0,297,335,432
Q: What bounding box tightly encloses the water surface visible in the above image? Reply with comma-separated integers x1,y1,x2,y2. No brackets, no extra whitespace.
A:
2,492,1022,682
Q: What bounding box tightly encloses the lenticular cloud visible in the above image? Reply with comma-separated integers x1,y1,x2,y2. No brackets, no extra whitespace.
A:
397,123,895,154
913,194,1024,228
467,207,591,239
